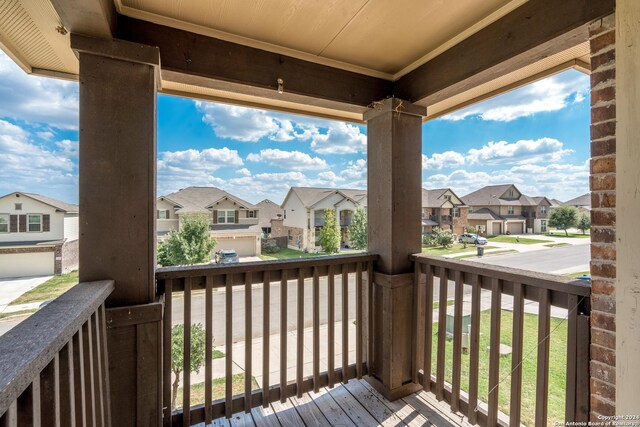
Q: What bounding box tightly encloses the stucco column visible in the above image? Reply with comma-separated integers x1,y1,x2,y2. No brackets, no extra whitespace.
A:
72,35,162,427
615,0,640,415
364,98,426,399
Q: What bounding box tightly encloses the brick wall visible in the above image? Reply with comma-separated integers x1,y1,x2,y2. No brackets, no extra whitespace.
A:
62,239,79,274
270,219,305,249
589,13,616,419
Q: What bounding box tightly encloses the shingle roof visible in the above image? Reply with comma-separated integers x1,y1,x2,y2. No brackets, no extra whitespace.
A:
1,192,79,212
467,208,502,221
564,193,591,207
462,184,537,207
287,187,366,208
256,199,284,227
549,199,563,207
421,188,466,208
160,186,257,213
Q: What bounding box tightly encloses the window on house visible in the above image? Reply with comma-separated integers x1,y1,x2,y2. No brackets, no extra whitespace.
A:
158,210,169,219
508,190,514,197
541,220,547,232
288,230,292,241
28,214,42,232
248,210,256,218
468,207,473,213
452,208,460,217
444,195,451,200
217,210,236,224
508,206,514,215
541,206,547,214
284,210,287,219
15,203,22,211
0,214,8,233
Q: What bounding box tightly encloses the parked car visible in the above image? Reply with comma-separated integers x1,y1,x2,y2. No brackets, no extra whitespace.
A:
215,249,239,264
458,233,488,245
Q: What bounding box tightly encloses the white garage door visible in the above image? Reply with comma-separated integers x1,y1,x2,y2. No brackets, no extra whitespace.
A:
492,222,502,235
215,237,257,257
507,222,524,235
0,252,55,279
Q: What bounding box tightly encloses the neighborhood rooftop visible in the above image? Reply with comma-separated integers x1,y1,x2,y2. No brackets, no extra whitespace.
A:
1,191,79,213
160,186,257,213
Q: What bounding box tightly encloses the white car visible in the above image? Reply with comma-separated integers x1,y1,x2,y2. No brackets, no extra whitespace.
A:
458,233,488,245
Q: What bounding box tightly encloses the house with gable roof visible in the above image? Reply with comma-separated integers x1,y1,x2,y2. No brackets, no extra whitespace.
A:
157,186,261,257
421,188,468,235
275,187,367,251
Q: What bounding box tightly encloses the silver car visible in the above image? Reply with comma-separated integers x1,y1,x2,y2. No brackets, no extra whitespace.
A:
458,233,488,245
215,249,239,264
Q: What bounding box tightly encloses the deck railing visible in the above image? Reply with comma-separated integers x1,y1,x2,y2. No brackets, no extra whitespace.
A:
155,253,376,426
412,254,591,426
0,280,114,426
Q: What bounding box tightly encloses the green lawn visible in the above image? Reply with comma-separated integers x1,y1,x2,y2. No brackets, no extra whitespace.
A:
212,349,225,359
422,243,497,256
545,231,590,238
432,299,456,310
10,271,78,305
175,373,258,409
429,309,568,426
487,236,547,245
456,249,518,259
259,248,361,261
0,308,37,321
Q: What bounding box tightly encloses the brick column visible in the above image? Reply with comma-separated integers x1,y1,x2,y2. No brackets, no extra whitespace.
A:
588,13,616,419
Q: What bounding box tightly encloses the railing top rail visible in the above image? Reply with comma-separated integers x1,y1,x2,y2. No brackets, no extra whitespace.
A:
0,280,114,415
155,253,378,280
411,253,590,297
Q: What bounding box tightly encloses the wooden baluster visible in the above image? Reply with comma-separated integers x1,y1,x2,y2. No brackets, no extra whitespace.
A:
245,272,253,411
262,271,271,408
73,329,87,427
0,402,16,427
91,312,104,427
355,262,363,380
412,262,421,384
225,274,233,418
436,267,448,400
17,381,36,426
487,278,502,426
510,282,525,427
328,264,335,388
565,294,578,422
312,267,320,392
295,269,304,398
182,277,192,427
59,341,76,427
367,261,374,375
98,305,111,427
83,318,96,427
342,263,349,384
204,276,213,424
467,274,481,425
535,288,551,426
451,270,464,412
575,314,590,421
423,263,434,391
40,354,59,426
162,280,173,427
280,270,287,403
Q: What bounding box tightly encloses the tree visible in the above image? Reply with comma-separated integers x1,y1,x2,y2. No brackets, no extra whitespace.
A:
171,323,206,410
466,225,477,234
348,209,368,250
577,212,591,235
548,205,579,236
318,209,340,254
158,214,217,266
432,227,454,248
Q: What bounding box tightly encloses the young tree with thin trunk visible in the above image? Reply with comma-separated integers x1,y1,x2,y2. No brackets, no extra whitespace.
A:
348,208,368,250
577,212,591,235
318,209,340,254
548,205,579,236
158,214,217,266
171,323,206,410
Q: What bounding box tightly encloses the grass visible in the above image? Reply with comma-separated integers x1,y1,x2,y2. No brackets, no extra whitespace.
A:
487,236,547,245
212,349,225,359
432,299,455,310
9,271,78,305
544,243,569,248
456,249,518,259
545,231,590,238
175,373,258,409
422,243,497,256
0,308,37,321
259,248,362,261
430,309,568,426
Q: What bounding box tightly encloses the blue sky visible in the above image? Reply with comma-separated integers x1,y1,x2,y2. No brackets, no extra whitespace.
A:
0,50,590,205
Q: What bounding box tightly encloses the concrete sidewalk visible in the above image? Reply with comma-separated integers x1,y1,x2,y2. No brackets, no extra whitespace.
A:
0,276,51,313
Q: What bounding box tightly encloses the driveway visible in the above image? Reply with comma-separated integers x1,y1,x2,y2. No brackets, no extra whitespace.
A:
0,276,52,313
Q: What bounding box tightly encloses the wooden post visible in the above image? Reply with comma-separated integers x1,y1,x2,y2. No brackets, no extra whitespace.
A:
363,98,425,400
72,34,162,427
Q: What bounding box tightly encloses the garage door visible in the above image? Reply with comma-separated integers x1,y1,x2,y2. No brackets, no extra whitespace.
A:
0,252,55,279
491,222,502,235
507,222,524,234
215,237,257,257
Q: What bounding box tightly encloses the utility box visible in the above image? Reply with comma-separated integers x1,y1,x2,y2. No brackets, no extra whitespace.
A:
445,303,472,337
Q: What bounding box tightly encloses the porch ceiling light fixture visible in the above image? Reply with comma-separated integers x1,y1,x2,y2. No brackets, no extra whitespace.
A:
277,78,284,94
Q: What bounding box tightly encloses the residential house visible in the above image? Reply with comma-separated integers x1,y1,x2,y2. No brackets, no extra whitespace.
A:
564,193,591,213
256,199,283,236
157,187,261,257
524,196,553,233
421,188,468,235
275,187,367,251
463,184,546,235
0,192,79,278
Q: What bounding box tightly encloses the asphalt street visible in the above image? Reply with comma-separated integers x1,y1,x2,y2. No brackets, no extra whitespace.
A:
470,243,590,274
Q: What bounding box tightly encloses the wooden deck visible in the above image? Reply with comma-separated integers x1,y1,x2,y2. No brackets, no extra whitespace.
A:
205,378,471,427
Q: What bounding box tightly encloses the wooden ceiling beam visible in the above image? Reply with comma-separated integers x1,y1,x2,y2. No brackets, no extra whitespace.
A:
49,0,116,39
394,0,614,106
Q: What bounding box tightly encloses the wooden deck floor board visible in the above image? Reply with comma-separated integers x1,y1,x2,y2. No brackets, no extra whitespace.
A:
359,379,432,427
342,380,405,426
306,388,358,427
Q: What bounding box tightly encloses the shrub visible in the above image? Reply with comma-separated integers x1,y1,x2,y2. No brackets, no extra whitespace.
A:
262,241,280,253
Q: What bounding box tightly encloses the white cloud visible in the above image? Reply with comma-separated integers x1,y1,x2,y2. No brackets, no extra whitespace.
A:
196,102,288,142
309,122,367,154
236,168,252,177
442,70,589,122
0,120,77,200
0,52,78,129
316,171,343,182
340,159,367,181
466,138,573,165
246,148,328,171
422,151,466,170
